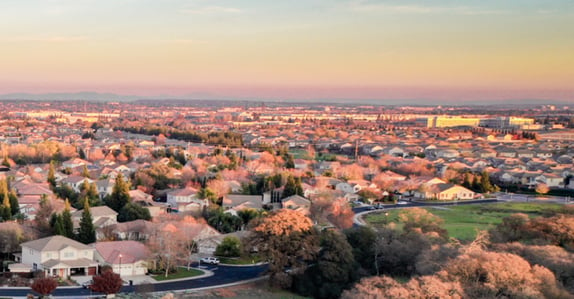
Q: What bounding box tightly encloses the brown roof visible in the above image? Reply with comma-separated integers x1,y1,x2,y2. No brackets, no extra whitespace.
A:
93,241,150,264
72,206,117,219
21,235,92,252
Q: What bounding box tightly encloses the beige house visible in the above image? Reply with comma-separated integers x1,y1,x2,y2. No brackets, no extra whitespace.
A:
93,241,150,276
424,184,475,200
281,195,311,215
13,235,98,278
72,205,118,231
166,187,208,212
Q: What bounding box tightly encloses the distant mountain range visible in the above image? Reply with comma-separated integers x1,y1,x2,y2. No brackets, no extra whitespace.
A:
0,92,571,107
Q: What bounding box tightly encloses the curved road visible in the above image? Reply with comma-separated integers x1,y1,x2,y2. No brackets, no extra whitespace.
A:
0,264,267,298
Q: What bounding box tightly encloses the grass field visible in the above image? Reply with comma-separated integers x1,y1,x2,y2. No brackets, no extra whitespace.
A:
364,202,562,241
152,268,204,281
289,149,313,160
218,255,264,265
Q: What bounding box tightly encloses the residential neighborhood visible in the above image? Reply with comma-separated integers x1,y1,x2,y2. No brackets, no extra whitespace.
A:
0,100,572,298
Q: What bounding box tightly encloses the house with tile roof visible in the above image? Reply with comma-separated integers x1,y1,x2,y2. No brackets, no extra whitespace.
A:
12,235,98,278
71,206,117,231
93,241,150,276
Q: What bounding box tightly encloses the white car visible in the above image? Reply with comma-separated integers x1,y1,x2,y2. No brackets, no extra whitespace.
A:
397,201,408,205
200,257,220,265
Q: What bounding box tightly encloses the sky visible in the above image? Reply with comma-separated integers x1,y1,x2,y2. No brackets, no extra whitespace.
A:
0,0,572,101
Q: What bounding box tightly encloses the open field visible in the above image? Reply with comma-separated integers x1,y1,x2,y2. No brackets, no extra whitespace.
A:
364,202,563,241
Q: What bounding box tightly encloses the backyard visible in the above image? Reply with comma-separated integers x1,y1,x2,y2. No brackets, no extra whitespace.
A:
364,202,563,241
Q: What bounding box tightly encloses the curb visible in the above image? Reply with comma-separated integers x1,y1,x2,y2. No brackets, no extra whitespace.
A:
147,275,269,296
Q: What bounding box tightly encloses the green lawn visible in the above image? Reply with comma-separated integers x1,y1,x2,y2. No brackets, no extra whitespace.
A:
218,255,264,265
364,202,562,241
289,149,312,160
152,268,204,281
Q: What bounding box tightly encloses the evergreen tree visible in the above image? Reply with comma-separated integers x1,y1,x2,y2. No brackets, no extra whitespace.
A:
118,202,151,222
0,205,10,221
9,191,19,216
480,171,496,193
47,161,57,188
282,175,304,199
77,199,96,244
294,176,304,197
78,181,101,208
105,173,130,212
53,214,65,236
62,200,75,239
282,175,297,199
81,165,91,178
78,147,86,160
285,154,295,169
0,180,11,221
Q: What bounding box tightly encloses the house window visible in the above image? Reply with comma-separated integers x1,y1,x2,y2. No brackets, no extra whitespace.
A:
46,253,51,258
63,252,74,258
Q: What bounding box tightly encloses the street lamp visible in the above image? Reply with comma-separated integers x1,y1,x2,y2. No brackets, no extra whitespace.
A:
118,254,122,277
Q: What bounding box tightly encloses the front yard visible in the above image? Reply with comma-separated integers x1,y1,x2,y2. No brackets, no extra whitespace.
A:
151,268,204,281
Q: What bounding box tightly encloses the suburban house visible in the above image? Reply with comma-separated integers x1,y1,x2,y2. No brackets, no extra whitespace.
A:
96,178,115,199
335,182,361,194
222,194,263,214
11,180,54,220
62,158,90,169
72,206,118,231
166,187,208,212
130,189,166,217
106,219,155,241
281,195,311,215
12,235,98,278
420,183,475,200
535,173,564,188
92,241,150,276
61,176,93,193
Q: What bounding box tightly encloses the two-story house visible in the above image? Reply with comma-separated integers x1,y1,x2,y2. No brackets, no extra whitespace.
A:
166,187,208,212
16,235,98,278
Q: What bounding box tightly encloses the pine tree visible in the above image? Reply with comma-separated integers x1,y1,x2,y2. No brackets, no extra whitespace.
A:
282,175,304,199
1,179,11,221
480,171,495,193
81,165,91,178
9,191,19,216
77,199,96,244
53,214,65,236
62,200,75,238
78,181,100,208
47,161,57,188
294,176,304,197
105,173,130,212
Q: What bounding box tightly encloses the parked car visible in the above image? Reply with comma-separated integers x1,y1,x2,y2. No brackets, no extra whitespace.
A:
397,201,408,205
200,257,220,265
82,280,93,289
374,203,385,209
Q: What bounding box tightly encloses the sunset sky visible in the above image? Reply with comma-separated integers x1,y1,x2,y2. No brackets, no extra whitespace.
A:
0,0,572,101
